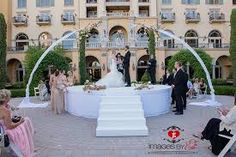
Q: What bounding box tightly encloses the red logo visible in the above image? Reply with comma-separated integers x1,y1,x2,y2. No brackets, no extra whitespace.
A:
163,126,184,143
167,130,180,140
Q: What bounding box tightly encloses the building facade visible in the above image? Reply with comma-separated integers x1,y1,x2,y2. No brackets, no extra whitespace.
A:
3,0,236,84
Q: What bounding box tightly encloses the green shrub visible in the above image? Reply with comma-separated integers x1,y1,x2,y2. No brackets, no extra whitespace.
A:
168,49,212,79
214,86,236,96
212,79,228,86
10,89,26,98
148,30,156,58
141,71,150,83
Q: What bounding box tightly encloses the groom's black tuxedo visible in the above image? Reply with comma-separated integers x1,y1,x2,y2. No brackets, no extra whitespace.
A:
123,50,131,86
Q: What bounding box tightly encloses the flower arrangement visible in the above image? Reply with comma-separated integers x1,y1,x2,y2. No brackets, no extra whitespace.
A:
83,80,106,92
134,82,152,90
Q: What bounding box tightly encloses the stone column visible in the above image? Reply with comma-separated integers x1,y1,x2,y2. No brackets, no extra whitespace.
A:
128,16,136,48
212,64,216,79
101,16,108,48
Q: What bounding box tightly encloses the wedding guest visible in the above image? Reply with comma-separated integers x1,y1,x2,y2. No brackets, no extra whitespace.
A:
123,46,131,87
38,80,49,101
193,78,200,95
181,68,189,110
199,78,207,94
193,92,236,155
172,61,186,115
54,70,67,114
147,54,157,85
67,71,76,86
0,89,34,157
187,80,194,99
49,69,57,111
163,70,174,86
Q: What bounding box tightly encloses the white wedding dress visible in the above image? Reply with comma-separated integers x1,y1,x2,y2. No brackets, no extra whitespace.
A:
96,58,125,88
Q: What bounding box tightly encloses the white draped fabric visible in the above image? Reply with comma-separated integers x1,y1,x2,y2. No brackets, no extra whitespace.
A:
65,85,172,119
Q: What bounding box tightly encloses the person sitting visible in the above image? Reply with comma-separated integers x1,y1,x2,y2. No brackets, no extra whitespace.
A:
0,89,34,157
199,78,207,94
187,80,194,99
193,92,236,155
38,80,49,101
193,78,200,96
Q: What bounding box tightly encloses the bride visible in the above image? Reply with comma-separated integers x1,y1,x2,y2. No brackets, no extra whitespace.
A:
96,50,125,88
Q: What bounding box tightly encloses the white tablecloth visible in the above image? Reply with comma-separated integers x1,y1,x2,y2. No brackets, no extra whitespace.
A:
65,85,172,119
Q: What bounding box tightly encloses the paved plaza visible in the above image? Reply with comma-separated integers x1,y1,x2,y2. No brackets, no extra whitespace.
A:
1,95,236,157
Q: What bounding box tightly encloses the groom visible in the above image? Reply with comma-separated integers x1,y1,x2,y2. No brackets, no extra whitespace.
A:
123,46,131,87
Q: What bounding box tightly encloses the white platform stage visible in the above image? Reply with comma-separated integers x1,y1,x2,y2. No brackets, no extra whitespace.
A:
65,85,172,119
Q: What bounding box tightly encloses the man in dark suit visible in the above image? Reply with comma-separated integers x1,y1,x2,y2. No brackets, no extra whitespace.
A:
172,61,186,115
123,45,131,87
182,68,189,110
147,54,157,84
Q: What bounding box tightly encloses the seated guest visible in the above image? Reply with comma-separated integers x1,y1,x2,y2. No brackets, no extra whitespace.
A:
193,78,200,95
38,80,49,101
0,89,34,157
199,78,207,94
187,80,194,99
193,92,236,155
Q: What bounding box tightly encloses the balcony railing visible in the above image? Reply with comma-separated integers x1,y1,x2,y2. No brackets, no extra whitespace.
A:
209,13,225,23
36,15,51,26
107,12,129,17
156,42,229,49
106,0,130,2
185,13,200,23
135,41,148,48
86,42,101,48
161,13,175,23
107,41,129,48
138,0,149,2
61,14,75,25
12,16,28,27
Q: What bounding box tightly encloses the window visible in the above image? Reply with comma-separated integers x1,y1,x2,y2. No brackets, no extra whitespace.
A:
208,30,222,48
62,11,74,21
160,30,175,48
233,0,236,4
182,0,200,4
18,0,27,8
162,0,171,5
36,0,54,7
205,0,223,4
185,30,198,48
15,33,29,51
62,31,76,50
64,0,74,6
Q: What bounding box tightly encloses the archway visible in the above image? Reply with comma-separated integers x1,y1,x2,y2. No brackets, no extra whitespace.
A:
7,59,24,84
215,56,232,79
109,26,127,47
137,55,149,81
15,33,29,51
86,56,101,81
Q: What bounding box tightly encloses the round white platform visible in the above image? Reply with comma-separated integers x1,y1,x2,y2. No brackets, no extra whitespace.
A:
65,85,172,119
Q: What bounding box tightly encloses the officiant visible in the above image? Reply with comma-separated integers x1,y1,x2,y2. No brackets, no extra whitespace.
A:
147,54,157,84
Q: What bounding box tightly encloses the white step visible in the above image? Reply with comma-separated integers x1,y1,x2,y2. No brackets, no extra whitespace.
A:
100,103,142,110
97,118,146,127
98,111,144,118
100,101,142,106
101,96,141,102
96,127,148,137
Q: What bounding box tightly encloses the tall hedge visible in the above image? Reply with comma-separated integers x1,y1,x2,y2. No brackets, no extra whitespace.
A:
24,46,70,93
168,49,212,79
148,30,156,58
0,13,7,89
230,9,236,86
79,35,87,84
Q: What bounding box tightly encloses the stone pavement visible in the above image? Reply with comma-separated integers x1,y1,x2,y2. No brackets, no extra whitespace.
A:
1,95,236,157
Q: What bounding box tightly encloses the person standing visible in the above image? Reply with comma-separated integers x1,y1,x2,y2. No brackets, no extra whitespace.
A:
172,61,186,115
123,46,131,87
147,54,157,84
49,69,56,111
182,69,189,110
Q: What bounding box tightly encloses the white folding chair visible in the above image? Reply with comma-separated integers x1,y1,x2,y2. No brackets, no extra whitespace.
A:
218,133,236,157
34,86,40,96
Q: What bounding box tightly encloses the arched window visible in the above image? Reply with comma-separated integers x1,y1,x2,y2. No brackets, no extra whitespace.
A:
62,31,76,50
15,33,29,51
87,29,99,43
109,26,127,47
208,30,222,48
39,32,52,48
185,30,198,48
136,27,148,42
160,30,175,48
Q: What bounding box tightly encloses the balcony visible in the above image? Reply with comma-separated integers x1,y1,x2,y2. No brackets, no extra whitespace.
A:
185,13,200,23
86,0,97,3
138,0,149,2
107,12,129,17
135,41,148,48
209,13,225,23
13,15,28,27
106,0,130,6
61,14,75,25
86,42,101,48
36,14,51,26
107,41,128,48
161,13,175,23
